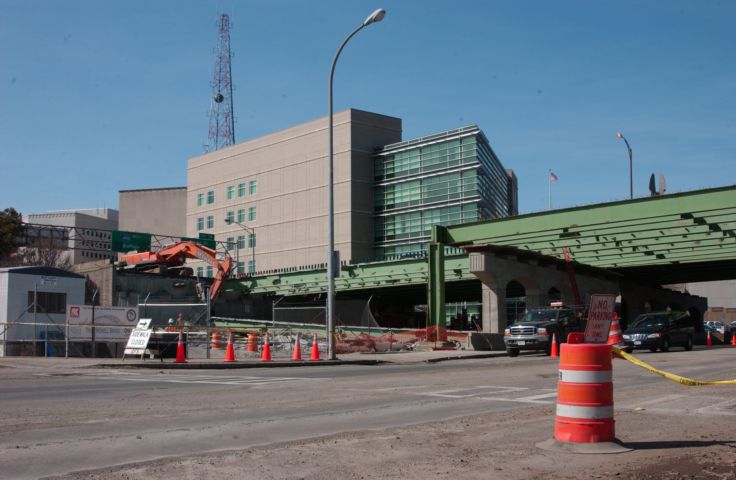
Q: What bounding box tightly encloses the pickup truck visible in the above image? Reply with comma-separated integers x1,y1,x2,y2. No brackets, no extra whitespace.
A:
503,306,584,357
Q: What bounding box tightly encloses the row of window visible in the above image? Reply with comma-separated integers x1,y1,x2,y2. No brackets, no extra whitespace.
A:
27,291,67,314
375,170,480,212
375,137,478,181
375,203,480,244
196,207,256,231
225,233,256,249
196,180,257,207
81,250,114,260
195,259,255,277
224,207,257,225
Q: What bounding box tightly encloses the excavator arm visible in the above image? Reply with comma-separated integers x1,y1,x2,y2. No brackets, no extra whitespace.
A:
118,241,232,302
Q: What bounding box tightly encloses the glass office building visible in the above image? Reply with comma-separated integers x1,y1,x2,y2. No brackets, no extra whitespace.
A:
374,126,517,259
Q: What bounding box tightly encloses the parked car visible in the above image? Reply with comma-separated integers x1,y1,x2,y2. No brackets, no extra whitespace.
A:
622,311,694,352
704,321,726,334
503,304,584,357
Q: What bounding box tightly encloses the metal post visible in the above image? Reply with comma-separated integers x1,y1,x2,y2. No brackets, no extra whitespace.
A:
616,133,633,200
91,289,98,358
33,284,38,356
65,314,69,358
327,9,385,361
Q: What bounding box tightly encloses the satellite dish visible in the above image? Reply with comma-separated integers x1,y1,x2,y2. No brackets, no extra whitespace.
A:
214,93,224,103
658,174,666,195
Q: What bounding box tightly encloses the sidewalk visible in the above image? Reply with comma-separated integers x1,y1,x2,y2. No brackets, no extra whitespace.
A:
0,349,508,370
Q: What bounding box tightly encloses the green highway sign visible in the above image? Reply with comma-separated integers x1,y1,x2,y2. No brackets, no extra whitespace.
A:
111,230,152,253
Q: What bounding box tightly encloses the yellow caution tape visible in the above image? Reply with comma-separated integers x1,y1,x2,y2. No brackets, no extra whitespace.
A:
612,346,736,386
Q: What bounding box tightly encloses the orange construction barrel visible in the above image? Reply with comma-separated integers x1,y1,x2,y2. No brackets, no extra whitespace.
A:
247,333,258,353
555,342,614,443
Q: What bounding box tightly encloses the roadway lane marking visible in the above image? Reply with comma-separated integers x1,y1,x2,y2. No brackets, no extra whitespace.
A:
86,373,318,386
619,394,736,417
414,386,557,404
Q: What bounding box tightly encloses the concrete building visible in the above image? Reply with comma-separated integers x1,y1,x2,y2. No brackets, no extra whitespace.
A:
186,109,517,274
23,209,119,265
187,109,402,274
0,266,86,356
118,187,187,238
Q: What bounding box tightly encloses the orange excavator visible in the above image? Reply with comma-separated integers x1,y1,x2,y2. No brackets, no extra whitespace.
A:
117,241,233,302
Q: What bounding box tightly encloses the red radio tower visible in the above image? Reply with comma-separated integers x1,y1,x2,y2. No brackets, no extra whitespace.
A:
206,13,235,152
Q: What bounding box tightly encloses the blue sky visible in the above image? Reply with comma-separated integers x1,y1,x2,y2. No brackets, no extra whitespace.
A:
1,0,734,216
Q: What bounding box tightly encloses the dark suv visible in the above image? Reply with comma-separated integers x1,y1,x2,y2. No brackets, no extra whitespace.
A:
622,311,694,352
503,306,583,357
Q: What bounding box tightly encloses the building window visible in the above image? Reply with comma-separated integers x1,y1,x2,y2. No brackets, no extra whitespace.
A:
248,259,255,274
206,215,214,229
27,291,67,314
225,211,234,224
197,193,204,207
237,235,245,249
206,266,213,278
196,217,204,231
237,208,245,223
226,185,234,200
248,206,256,221
249,180,257,195
247,232,256,248
238,182,246,197
237,261,244,274
226,237,235,249
196,267,204,277
207,190,215,204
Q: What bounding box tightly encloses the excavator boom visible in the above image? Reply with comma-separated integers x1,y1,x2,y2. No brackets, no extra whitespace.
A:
117,241,232,302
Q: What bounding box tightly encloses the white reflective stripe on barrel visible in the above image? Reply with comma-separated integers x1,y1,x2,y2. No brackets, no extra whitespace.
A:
556,404,614,419
558,369,612,383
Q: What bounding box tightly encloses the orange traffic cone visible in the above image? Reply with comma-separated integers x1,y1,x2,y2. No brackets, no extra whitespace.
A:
731,333,736,346
261,332,272,362
310,333,321,361
175,330,186,363
607,315,625,346
224,330,236,362
707,331,712,347
211,331,222,349
550,332,559,358
292,332,302,361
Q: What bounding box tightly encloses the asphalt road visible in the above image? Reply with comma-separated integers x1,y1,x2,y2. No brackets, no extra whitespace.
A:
1,347,735,479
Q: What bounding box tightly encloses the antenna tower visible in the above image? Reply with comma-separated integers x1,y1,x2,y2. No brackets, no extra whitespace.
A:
206,13,235,152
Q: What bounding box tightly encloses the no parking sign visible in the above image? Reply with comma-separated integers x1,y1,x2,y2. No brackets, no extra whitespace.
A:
584,294,616,343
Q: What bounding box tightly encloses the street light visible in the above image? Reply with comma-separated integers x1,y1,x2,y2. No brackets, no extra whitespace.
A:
327,8,386,360
224,218,255,275
616,132,633,200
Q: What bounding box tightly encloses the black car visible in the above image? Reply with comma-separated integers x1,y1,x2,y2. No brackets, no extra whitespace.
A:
622,311,694,352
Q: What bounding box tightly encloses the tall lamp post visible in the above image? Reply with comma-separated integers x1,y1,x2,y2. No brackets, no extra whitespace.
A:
225,218,255,274
616,132,633,200
327,8,386,360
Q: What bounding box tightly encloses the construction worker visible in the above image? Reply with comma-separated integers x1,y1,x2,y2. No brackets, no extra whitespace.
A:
176,313,185,330
166,318,176,332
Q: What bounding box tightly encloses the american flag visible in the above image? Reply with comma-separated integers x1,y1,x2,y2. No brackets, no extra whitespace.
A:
550,171,559,182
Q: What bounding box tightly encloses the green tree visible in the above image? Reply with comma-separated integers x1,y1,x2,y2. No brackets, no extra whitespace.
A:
0,208,24,263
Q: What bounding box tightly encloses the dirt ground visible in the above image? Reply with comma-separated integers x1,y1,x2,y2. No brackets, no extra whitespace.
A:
45,401,736,480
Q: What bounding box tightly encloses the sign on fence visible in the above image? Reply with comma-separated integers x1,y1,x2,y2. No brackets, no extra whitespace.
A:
66,305,139,341
584,293,616,343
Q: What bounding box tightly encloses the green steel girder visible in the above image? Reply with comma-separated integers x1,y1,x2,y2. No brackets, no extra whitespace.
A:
224,254,473,297
437,185,736,269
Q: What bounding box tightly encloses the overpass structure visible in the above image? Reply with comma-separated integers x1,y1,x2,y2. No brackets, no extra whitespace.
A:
226,185,736,332
428,185,736,332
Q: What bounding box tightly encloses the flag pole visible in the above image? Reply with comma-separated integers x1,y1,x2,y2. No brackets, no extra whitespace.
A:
548,169,552,210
